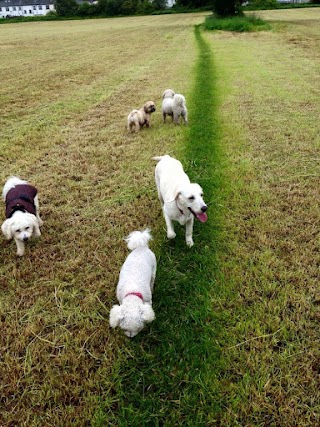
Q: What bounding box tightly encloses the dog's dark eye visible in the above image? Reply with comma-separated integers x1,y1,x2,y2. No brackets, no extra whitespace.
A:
188,196,195,201
16,229,21,233
26,227,30,230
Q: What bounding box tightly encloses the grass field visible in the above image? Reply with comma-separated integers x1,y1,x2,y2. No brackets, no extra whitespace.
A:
0,9,319,426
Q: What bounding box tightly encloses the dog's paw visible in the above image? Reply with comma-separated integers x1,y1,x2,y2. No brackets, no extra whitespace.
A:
167,231,176,240
17,250,25,257
186,238,194,248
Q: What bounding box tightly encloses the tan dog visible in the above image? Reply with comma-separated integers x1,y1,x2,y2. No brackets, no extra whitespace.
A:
127,101,156,133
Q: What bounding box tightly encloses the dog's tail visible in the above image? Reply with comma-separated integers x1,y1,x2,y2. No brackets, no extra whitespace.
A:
152,155,170,162
124,228,152,251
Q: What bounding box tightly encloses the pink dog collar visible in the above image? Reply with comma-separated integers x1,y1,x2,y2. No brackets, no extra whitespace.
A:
125,292,144,301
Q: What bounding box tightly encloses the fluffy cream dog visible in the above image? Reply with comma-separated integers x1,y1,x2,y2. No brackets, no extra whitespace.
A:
161,89,175,123
2,176,43,256
153,155,207,247
172,93,188,125
109,229,156,338
127,101,156,133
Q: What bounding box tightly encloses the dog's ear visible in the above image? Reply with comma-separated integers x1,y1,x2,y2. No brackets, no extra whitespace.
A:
29,214,41,237
109,305,123,328
1,219,13,240
175,191,181,201
141,304,155,324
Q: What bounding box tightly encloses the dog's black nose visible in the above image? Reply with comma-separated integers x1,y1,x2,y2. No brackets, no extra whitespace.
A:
23,236,29,242
201,205,208,213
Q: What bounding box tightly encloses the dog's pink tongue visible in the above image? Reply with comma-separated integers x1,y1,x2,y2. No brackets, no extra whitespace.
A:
196,212,208,223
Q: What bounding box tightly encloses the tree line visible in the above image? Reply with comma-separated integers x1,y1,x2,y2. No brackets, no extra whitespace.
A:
54,0,319,19
54,0,213,18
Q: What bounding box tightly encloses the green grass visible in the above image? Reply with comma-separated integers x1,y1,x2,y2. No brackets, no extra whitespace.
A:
204,14,271,32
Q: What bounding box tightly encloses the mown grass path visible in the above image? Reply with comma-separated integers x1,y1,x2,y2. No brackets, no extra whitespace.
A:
94,26,226,426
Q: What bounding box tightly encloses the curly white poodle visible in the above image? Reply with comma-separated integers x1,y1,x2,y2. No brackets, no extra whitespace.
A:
161,88,175,123
172,93,188,125
161,90,188,125
109,229,156,337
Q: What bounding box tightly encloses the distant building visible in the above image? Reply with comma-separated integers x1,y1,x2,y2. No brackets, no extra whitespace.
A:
0,0,55,18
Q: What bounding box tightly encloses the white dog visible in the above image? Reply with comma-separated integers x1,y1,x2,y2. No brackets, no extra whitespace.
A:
109,229,156,338
172,94,188,125
1,176,43,256
161,89,175,123
153,155,207,247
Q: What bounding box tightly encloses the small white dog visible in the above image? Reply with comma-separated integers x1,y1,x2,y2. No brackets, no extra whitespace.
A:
153,155,207,247
127,101,156,133
109,229,156,338
161,89,175,123
1,176,43,256
172,94,188,125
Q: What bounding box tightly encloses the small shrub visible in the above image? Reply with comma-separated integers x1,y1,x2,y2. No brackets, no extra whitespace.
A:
204,14,271,32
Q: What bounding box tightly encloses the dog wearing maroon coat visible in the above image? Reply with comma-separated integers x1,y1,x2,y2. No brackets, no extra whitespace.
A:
1,176,43,256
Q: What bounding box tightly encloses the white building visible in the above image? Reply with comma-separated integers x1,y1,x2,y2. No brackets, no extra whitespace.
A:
0,0,55,18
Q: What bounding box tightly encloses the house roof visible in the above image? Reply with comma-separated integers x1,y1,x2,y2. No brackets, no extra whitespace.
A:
0,0,54,6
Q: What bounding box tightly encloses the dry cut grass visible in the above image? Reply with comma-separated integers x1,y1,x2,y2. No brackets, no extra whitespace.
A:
0,13,204,426
207,8,320,426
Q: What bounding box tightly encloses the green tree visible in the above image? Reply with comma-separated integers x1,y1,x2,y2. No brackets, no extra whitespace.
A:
96,0,124,15
55,0,78,16
212,0,242,16
152,0,167,9
77,1,98,16
122,0,137,14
